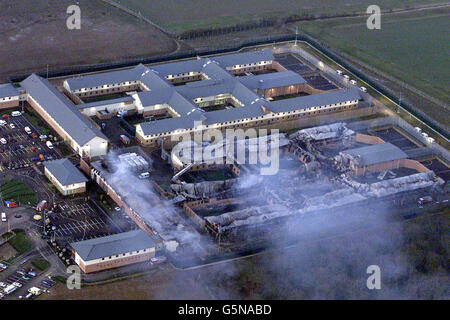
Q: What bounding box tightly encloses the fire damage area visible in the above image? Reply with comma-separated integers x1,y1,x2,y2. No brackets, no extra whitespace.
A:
169,122,446,253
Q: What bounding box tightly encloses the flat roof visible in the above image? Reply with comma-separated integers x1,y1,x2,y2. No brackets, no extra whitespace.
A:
78,96,134,110
267,88,361,113
20,74,108,146
70,230,155,261
44,158,88,185
342,142,408,166
0,83,19,99
240,70,306,90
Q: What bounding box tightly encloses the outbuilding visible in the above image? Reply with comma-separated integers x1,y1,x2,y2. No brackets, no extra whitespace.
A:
44,159,88,195
70,230,156,273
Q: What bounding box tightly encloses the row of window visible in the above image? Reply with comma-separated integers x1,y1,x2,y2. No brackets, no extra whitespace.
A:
100,248,150,261
141,104,357,143
0,96,18,101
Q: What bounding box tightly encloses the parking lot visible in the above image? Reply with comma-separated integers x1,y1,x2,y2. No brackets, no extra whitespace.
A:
0,260,55,300
47,200,135,243
0,112,61,170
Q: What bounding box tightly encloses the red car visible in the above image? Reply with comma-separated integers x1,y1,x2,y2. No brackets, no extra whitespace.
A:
6,201,18,208
31,132,38,139
2,114,9,119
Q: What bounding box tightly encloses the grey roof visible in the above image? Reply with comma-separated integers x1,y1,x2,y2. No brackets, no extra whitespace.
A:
65,64,148,91
150,50,274,77
20,74,108,146
213,49,274,67
70,230,155,261
139,113,204,136
136,89,200,116
201,60,234,80
78,96,134,109
240,71,306,90
0,83,19,98
152,58,205,77
44,158,88,185
342,142,407,166
267,88,361,113
205,105,266,125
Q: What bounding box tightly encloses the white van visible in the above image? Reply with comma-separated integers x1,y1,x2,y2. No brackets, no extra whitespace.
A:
0,138,6,145
0,120,6,126
1,212,6,222
11,111,22,117
46,141,54,149
4,284,17,295
24,126,32,134
138,172,150,179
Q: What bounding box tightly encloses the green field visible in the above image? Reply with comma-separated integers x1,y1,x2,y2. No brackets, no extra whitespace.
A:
299,8,450,106
31,259,50,271
114,0,442,33
0,179,37,206
4,230,32,255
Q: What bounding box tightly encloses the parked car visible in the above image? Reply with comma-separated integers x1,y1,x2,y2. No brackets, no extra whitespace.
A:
418,196,433,205
4,284,17,295
0,120,6,126
2,114,9,119
46,141,54,149
150,256,167,265
0,138,6,145
16,269,26,276
9,123,15,129
39,135,47,141
138,172,150,179
11,111,22,117
24,126,32,134
31,132,38,139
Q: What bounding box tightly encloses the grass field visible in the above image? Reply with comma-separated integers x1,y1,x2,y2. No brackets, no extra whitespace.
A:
115,0,443,33
0,179,37,206
0,0,176,81
298,8,450,106
31,259,50,271
4,230,32,255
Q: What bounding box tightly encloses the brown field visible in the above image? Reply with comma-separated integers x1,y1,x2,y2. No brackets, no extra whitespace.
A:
40,266,215,300
41,209,449,300
0,0,176,81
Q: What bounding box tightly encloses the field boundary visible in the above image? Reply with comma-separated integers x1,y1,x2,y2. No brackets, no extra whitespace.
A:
6,34,449,141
